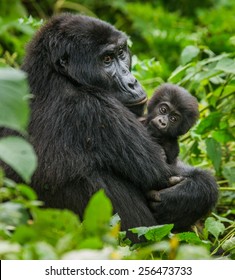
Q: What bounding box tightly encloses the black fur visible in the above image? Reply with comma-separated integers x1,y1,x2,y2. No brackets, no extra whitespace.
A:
0,14,218,240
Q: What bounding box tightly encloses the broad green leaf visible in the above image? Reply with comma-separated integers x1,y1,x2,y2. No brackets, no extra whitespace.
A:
205,217,225,240
130,224,173,241
222,237,235,252
180,46,200,65
212,213,234,224
0,202,29,228
0,136,37,183
212,130,234,144
0,68,30,133
17,184,38,200
176,232,202,245
22,242,58,260
195,112,222,134
205,138,222,173
11,225,38,244
176,244,211,260
194,69,221,82
168,64,192,83
83,190,113,235
78,237,103,249
200,53,230,66
215,58,235,74
13,208,80,246
0,240,21,254
110,213,121,227
222,162,235,188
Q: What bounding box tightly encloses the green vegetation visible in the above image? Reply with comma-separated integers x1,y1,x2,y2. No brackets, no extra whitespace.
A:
0,0,234,259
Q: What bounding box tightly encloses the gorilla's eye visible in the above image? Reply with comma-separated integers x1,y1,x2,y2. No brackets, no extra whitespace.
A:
170,115,178,123
103,55,113,64
160,105,168,114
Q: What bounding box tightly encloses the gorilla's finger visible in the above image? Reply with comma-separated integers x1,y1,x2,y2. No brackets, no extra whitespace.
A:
149,201,162,210
169,176,185,186
146,190,162,202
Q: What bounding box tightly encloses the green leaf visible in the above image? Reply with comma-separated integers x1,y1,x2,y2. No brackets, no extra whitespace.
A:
0,241,21,257
194,69,221,83
180,46,200,65
222,162,235,188
168,64,192,83
33,209,80,245
0,136,37,183
176,232,202,244
130,224,173,241
176,244,211,260
22,242,58,260
212,130,234,144
222,237,235,252
215,58,235,74
195,112,222,134
0,68,30,133
83,190,113,235
205,138,222,173
17,184,38,200
205,217,225,240
78,237,103,250
12,208,81,246
0,202,29,228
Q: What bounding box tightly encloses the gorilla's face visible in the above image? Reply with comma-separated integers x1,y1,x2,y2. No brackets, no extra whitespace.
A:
96,36,147,116
46,15,147,116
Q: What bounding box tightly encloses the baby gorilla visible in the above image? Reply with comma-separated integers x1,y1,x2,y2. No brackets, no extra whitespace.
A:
145,83,199,165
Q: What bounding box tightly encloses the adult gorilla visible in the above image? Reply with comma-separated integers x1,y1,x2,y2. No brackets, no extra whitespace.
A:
2,14,218,238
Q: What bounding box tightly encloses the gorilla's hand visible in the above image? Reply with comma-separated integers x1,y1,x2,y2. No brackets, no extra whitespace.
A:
147,178,199,231
147,164,218,231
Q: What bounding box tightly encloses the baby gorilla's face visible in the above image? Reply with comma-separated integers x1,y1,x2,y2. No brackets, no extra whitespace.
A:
149,101,181,137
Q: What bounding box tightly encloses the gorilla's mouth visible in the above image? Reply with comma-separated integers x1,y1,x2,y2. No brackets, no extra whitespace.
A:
125,97,148,108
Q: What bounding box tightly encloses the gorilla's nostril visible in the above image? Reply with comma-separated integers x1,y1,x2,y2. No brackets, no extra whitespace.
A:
128,79,137,90
128,83,135,89
159,119,166,127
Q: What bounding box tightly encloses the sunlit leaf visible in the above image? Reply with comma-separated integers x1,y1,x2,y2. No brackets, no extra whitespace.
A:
180,45,200,65
0,202,29,228
12,208,80,246
176,232,202,244
222,237,235,252
212,130,234,144
205,138,222,173
168,64,192,83
0,136,37,183
0,68,30,133
22,242,58,260
195,112,222,134
215,58,235,74
176,244,211,260
222,162,235,188
83,190,113,235
130,224,173,241
205,217,225,240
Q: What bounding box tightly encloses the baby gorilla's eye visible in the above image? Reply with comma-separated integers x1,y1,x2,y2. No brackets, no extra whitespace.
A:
170,115,178,123
160,105,168,114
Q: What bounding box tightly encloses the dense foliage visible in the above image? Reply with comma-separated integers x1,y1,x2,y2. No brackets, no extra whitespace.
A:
0,0,234,259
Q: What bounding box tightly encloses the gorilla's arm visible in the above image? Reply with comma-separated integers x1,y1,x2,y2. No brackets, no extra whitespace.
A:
28,82,173,227
148,162,218,230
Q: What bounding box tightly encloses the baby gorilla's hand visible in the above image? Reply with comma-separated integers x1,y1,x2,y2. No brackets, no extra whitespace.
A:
169,176,185,186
